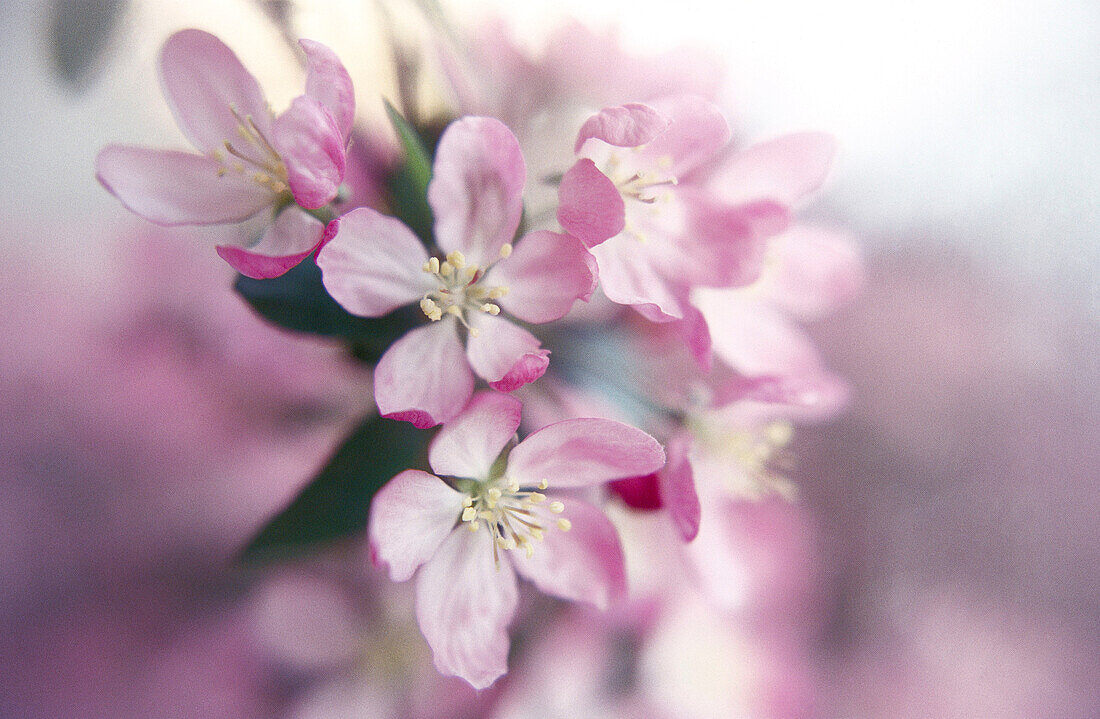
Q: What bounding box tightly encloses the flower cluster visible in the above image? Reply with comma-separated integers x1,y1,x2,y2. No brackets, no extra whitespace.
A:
96,20,860,693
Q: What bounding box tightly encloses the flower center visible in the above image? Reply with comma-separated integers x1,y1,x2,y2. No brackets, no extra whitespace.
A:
211,104,290,195
459,477,571,563
419,247,512,335
693,419,798,499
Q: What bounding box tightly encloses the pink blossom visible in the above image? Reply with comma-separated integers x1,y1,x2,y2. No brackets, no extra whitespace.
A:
95,29,355,279
318,116,596,428
558,97,790,332
368,391,665,688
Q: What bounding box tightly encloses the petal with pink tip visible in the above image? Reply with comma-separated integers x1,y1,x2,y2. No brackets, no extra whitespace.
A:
273,96,345,209
658,434,700,541
510,497,625,610
217,206,327,279
158,29,271,154
317,208,433,317
466,314,549,392
557,159,625,248
375,320,474,428
507,418,666,489
96,145,271,225
415,528,518,689
300,39,355,140
573,102,669,153
368,470,464,582
429,391,522,480
490,231,596,323
715,132,837,205
428,117,525,266
640,95,730,179
591,238,684,321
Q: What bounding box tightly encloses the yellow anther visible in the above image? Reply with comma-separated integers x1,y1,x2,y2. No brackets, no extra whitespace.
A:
529,528,544,542
524,542,535,559
446,251,466,269
467,520,480,532
487,487,502,501
253,172,270,184
538,479,549,490
549,501,565,514
477,510,494,521
420,298,442,321
488,286,509,299
439,261,454,277
469,327,480,338
527,492,546,504
481,303,501,315
506,479,520,494
461,506,477,522
496,536,516,551
423,257,440,274
556,518,572,532
445,305,463,317
462,496,473,507
499,243,513,259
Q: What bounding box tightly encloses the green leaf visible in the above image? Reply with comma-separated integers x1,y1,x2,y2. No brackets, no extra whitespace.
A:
234,257,422,361
384,98,434,243
240,414,431,562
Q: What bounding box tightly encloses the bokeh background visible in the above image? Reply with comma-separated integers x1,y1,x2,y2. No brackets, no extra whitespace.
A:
1,0,1097,716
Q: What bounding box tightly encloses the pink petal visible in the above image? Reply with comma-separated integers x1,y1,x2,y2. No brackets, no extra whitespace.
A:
640,95,730,179
658,434,700,541
95,145,271,225
510,497,626,610
428,117,525,267
490,231,596,323
428,391,522,480
557,159,625,247
507,418,665,489
158,29,271,155
609,473,663,510
573,102,669,153
273,96,346,209
675,301,713,370
217,207,327,279
415,528,518,689
316,208,433,317
300,39,355,140
465,314,549,392
368,469,464,582
590,238,684,321
755,225,865,320
374,320,474,428
715,132,837,205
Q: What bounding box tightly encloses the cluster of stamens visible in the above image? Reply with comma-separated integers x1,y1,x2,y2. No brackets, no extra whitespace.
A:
211,104,290,196
725,421,797,499
419,246,512,335
460,477,571,563
605,151,678,205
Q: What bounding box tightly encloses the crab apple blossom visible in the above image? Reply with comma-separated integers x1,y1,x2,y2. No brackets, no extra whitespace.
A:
96,29,355,279
318,116,596,428
557,96,790,332
368,391,665,689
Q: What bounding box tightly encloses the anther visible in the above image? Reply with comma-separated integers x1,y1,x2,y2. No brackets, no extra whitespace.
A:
556,518,572,532
439,261,454,277
446,251,466,269
499,244,513,259
423,257,440,274
538,479,549,490
549,501,565,514
480,303,501,315
461,507,477,522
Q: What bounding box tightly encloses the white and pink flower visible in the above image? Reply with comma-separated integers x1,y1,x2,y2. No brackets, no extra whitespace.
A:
318,116,596,428
368,391,665,689
96,29,355,279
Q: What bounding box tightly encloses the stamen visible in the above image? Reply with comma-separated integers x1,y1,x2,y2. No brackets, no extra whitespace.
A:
499,243,513,259
480,303,500,315
446,251,466,269
556,518,572,531
549,501,565,514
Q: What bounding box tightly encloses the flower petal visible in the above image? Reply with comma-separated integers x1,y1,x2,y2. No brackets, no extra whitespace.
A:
510,497,626,610
273,96,346,209
95,145,271,225
557,159,625,247
415,528,518,689
300,38,355,140
429,391,522,480
316,208,433,317
754,225,864,320
217,206,327,279
573,102,669,153
490,231,596,323
368,469,464,582
714,132,836,206
428,117,525,267
658,434,700,541
640,95,730,179
375,320,474,428
466,314,549,392
508,418,666,489
591,238,684,321
158,29,271,154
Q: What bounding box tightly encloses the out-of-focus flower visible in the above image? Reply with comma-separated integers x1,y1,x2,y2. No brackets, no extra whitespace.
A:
96,29,355,279
319,117,595,428
368,391,664,688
